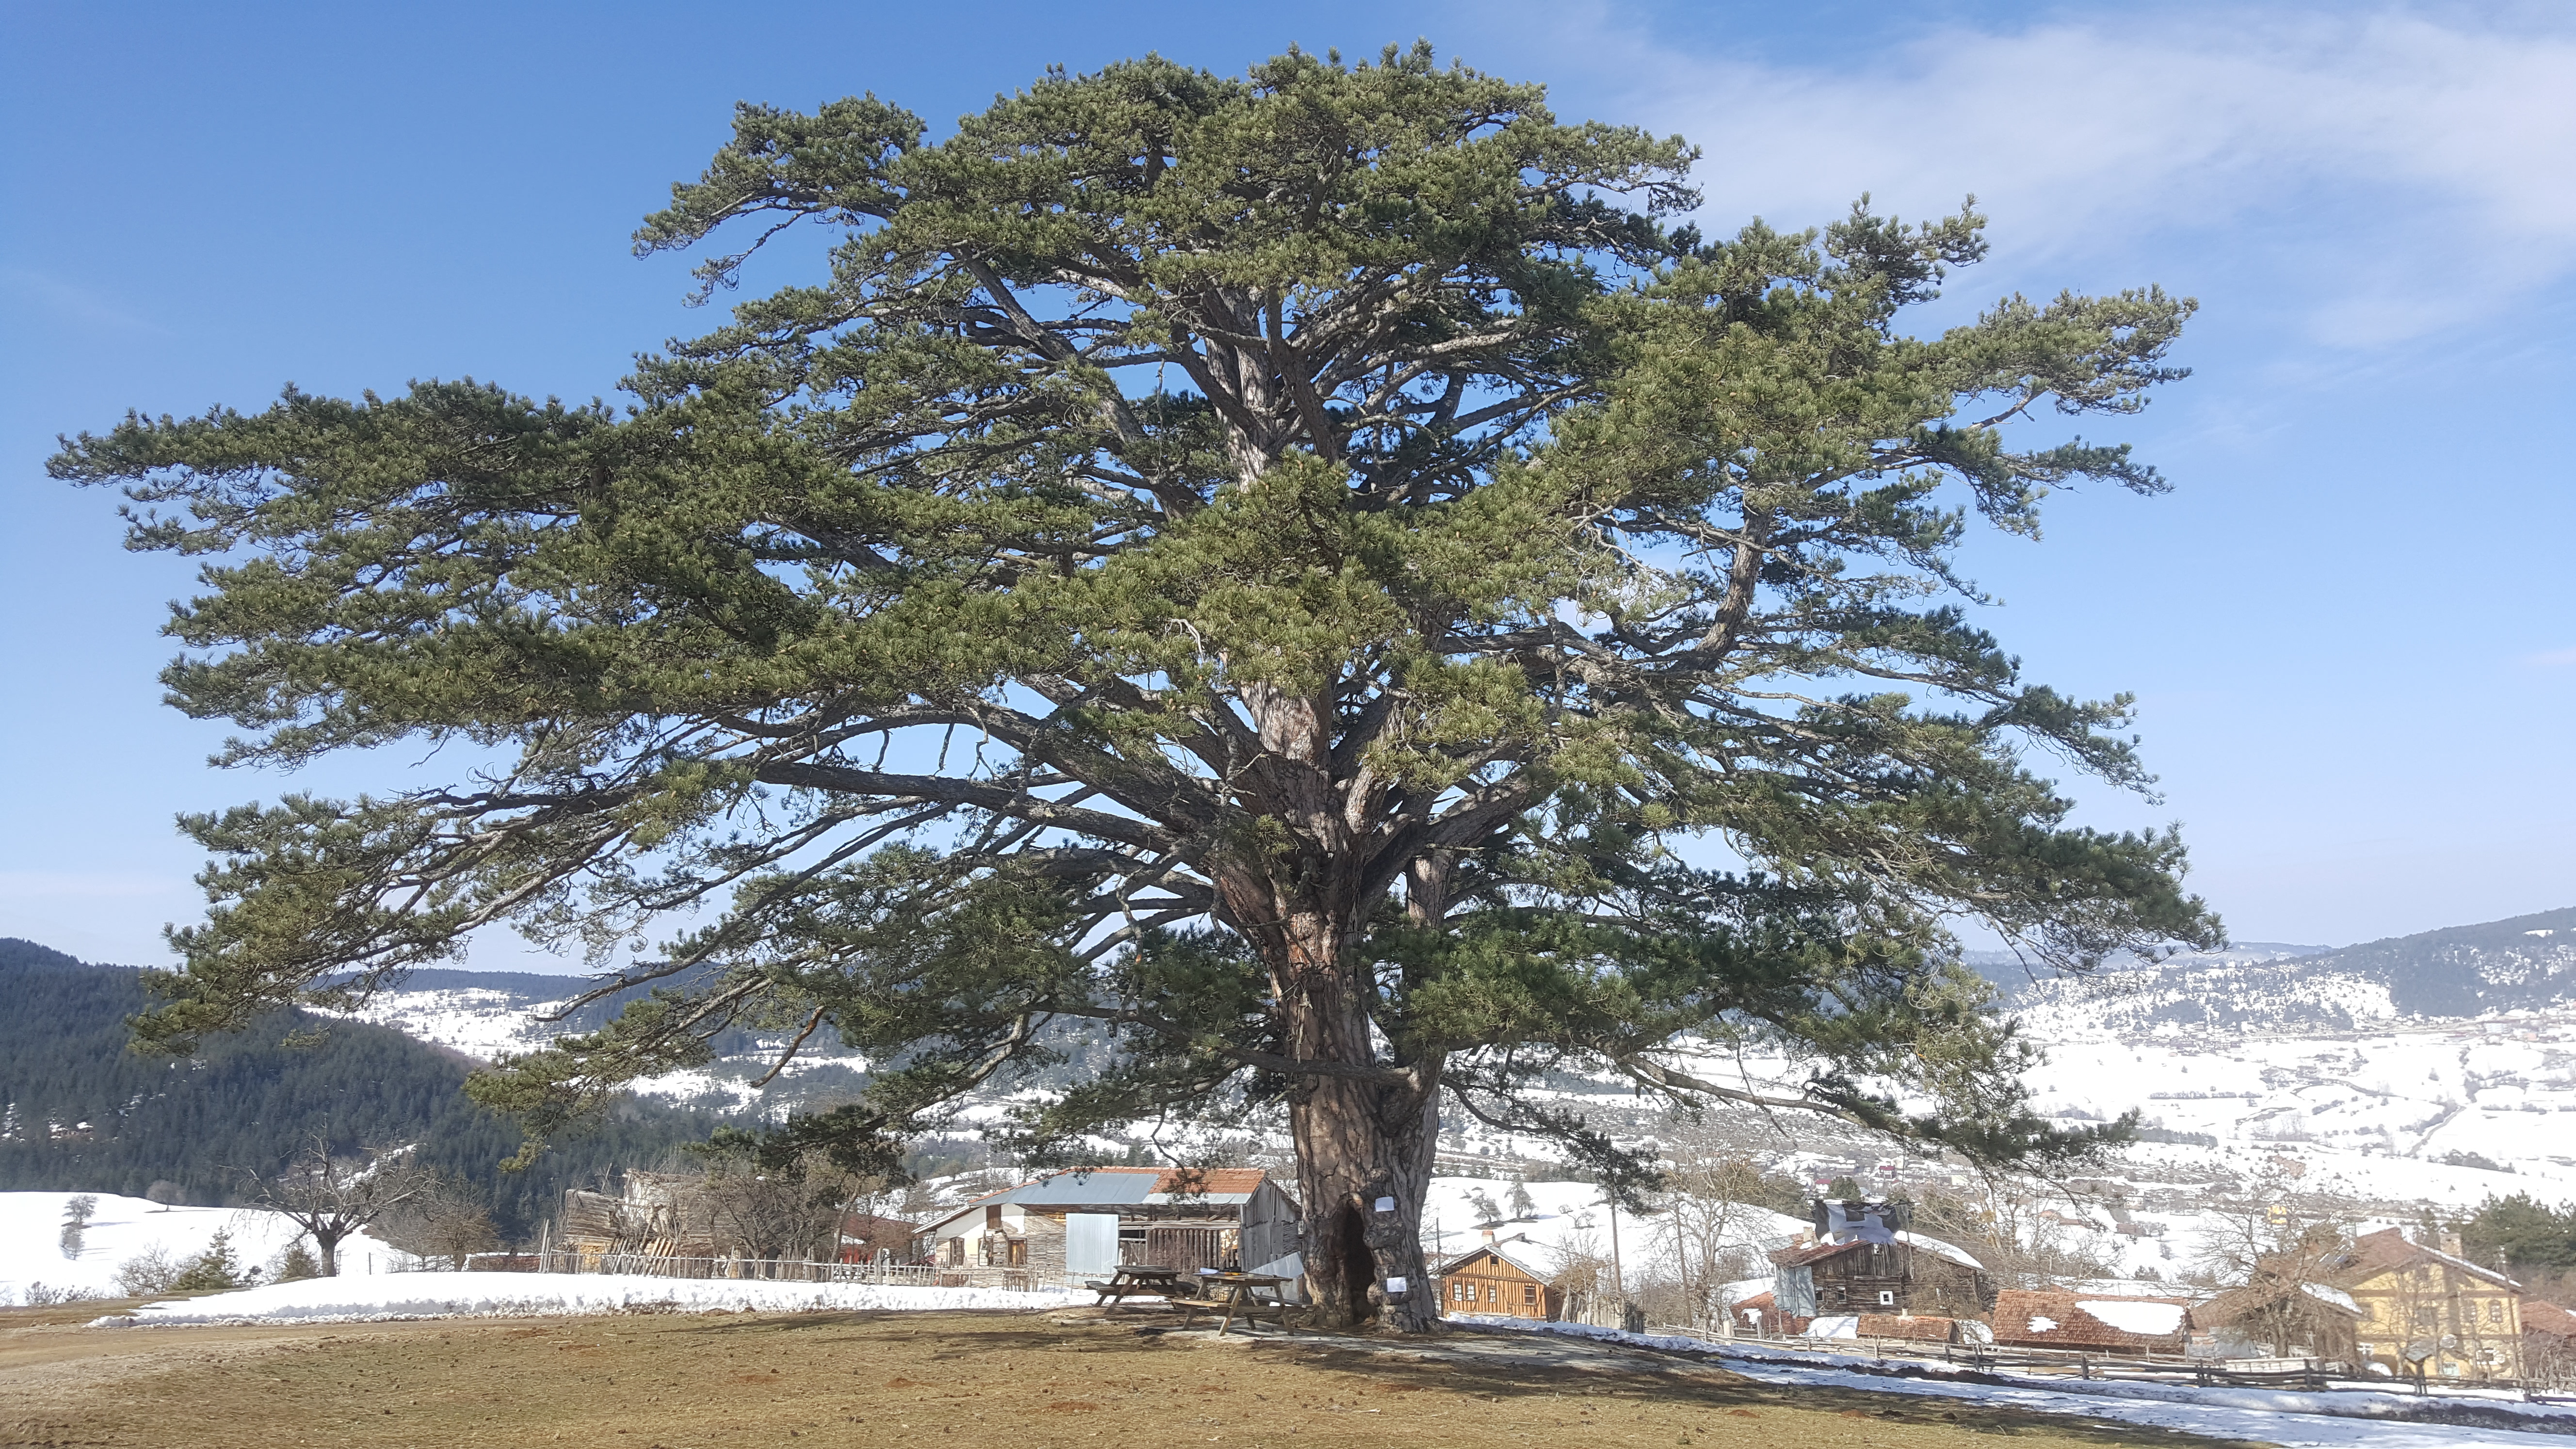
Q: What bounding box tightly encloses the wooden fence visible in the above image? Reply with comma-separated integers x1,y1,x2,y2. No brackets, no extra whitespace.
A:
465,1252,953,1286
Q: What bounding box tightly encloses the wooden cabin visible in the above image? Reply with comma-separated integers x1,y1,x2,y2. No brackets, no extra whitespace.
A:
1437,1241,1563,1320
1857,1313,1968,1344
917,1166,1302,1291
1770,1201,1990,1321
2524,1298,2576,1388
558,1170,725,1262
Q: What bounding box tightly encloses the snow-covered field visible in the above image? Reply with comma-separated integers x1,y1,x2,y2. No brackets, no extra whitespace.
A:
333,965,2576,1288
0,1191,402,1304
97,1270,1087,1325
1461,1316,2576,1448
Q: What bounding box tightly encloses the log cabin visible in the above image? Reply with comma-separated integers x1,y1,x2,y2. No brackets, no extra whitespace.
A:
1769,1199,1990,1322
1435,1240,1563,1320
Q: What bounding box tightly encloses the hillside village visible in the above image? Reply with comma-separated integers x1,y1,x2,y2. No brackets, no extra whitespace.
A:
17,913,2576,1407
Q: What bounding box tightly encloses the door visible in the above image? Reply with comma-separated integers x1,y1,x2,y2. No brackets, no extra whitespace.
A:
1066,1213,1121,1281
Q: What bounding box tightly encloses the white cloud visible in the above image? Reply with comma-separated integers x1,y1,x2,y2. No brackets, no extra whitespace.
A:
1495,4,2576,346
0,267,162,335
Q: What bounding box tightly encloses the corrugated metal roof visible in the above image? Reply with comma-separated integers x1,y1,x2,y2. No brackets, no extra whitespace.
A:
1004,1169,1165,1205
922,1166,1288,1231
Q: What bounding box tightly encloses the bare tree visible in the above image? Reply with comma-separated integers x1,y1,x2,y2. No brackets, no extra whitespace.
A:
378,1175,502,1269
2229,1224,2354,1358
240,1137,436,1275
2189,1160,2347,1288
1656,1140,1773,1334
1913,1182,2118,1291
693,1143,884,1264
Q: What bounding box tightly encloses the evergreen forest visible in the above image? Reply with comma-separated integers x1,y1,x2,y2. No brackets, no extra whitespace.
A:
0,938,723,1239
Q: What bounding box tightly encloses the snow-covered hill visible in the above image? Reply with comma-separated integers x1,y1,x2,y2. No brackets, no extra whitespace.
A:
329,912,2576,1279
0,1191,404,1304
1992,907,2576,1033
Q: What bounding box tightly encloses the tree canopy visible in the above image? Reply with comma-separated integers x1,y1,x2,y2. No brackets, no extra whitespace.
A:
54,44,2216,1328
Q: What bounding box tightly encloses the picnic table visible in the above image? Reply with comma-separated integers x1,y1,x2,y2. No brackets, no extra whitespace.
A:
1086,1263,1183,1312
1189,1271,1295,1336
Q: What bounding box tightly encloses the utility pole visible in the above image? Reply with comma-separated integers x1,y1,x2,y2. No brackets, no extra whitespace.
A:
1605,1192,1630,1330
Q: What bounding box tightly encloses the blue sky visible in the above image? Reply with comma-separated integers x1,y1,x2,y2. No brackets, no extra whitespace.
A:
3,0,2570,970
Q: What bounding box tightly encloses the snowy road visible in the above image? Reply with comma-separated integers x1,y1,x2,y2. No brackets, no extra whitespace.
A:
1453,1317,2576,1447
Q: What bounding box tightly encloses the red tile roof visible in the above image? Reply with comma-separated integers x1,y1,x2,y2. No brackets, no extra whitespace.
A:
1859,1314,1956,1342
1152,1167,1270,1197
1990,1289,2192,1352
2334,1228,2518,1290
2526,1299,2576,1341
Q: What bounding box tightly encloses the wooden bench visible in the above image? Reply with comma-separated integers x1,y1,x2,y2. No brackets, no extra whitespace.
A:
1089,1264,1184,1312
1190,1272,1296,1336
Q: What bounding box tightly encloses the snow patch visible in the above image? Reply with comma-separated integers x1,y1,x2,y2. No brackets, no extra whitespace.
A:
1,1191,401,1302
1456,1315,2576,1447
100,1271,1088,1325
2078,1300,2186,1336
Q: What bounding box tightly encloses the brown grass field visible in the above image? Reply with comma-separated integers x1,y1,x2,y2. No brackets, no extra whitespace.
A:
0,1302,2263,1449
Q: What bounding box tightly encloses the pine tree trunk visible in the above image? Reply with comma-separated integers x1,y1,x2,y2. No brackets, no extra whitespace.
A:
1290,1070,1441,1332
1210,685,1448,1332
1227,883,1443,1333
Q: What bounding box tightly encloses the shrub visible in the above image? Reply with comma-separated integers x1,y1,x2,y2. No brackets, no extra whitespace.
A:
268,1240,322,1283
18,1282,104,1307
113,1244,181,1296
167,1230,249,1293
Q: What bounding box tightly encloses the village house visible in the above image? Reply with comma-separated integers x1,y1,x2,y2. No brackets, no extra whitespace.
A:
835,1211,919,1264
1436,1239,1564,1320
557,1170,724,1261
1769,1199,1991,1324
1989,1288,2193,1355
2187,1279,2364,1366
2523,1298,2576,1387
917,1166,1302,1292
2329,1227,2525,1381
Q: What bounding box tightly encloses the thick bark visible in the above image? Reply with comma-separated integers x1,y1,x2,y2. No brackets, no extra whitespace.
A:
1215,853,1443,1333
1289,1069,1441,1332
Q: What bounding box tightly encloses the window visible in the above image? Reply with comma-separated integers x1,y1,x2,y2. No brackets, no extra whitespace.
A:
1486,1284,1498,1304
2488,1300,2504,1324
1524,1284,1538,1306
1878,1290,1895,1306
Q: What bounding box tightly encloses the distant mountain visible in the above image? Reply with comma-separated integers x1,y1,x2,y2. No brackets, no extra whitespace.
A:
0,939,728,1237
352,966,1121,1111
2300,906,2576,1016
1994,906,2576,1031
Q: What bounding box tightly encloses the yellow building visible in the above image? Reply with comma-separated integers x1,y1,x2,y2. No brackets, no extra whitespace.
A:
2334,1227,2523,1381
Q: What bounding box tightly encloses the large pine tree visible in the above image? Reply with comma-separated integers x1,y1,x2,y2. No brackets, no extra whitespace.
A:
56,45,2216,1330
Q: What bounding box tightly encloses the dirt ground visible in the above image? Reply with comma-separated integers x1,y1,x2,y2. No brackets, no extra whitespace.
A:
0,1303,2264,1449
